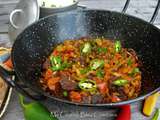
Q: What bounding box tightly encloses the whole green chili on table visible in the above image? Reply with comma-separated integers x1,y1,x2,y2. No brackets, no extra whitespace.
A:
152,108,160,120
19,94,58,120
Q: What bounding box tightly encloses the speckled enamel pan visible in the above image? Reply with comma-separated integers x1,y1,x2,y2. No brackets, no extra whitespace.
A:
1,9,160,107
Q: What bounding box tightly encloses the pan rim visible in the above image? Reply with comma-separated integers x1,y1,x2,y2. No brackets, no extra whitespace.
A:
11,9,160,106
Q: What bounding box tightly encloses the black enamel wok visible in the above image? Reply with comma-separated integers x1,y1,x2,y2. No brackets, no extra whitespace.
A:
0,9,160,107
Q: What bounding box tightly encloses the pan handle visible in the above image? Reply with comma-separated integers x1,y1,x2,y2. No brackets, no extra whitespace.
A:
9,9,24,29
77,5,87,9
0,66,46,100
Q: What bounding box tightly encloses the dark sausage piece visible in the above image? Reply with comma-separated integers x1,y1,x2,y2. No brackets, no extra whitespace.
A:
79,56,87,66
87,73,95,79
43,59,50,70
59,74,78,91
81,96,91,104
91,94,103,104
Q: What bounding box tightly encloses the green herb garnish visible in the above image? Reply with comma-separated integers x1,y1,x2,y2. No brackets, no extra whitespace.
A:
63,91,68,97
96,69,105,78
82,42,91,53
115,40,121,52
80,67,90,74
113,79,128,86
127,58,132,66
90,59,104,70
97,47,107,54
129,67,140,76
50,55,70,71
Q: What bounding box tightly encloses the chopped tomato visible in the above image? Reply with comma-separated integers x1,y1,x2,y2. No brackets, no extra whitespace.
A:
44,69,53,79
104,63,110,68
64,50,74,58
47,77,60,90
52,50,59,56
97,82,108,94
111,95,121,102
115,53,122,59
70,91,82,103
95,79,103,84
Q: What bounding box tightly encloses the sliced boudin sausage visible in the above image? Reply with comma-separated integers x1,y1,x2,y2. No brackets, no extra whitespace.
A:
59,74,78,91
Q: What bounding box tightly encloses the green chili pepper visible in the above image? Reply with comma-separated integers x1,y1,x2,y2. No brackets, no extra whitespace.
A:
129,67,140,76
50,64,62,71
50,56,70,71
152,108,160,120
133,67,140,73
80,67,90,74
61,60,71,69
63,91,68,97
127,58,132,66
115,40,121,52
19,94,58,120
97,47,107,54
82,42,91,53
113,79,128,86
50,55,62,71
78,79,97,92
50,56,61,65
90,59,104,70
96,69,105,78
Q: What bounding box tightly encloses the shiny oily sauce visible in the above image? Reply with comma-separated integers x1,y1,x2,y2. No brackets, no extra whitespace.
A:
40,38,141,104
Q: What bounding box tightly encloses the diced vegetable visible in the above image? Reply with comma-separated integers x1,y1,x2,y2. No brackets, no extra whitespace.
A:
133,68,140,73
97,82,107,94
63,91,68,97
70,91,82,102
97,47,107,54
111,95,121,102
82,42,91,53
52,50,59,56
152,108,160,120
19,94,58,120
113,79,128,86
115,40,121,52
96,69,105,78
78,79,97,92
90,59,104,70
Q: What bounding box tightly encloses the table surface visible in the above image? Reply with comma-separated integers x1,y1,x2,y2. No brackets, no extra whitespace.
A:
0,0,160,120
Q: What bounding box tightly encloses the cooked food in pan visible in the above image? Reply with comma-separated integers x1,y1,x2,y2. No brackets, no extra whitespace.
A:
40,38,141,104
